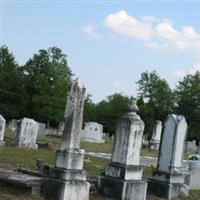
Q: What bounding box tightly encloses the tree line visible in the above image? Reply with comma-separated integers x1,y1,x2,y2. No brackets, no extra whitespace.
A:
1,46,200,140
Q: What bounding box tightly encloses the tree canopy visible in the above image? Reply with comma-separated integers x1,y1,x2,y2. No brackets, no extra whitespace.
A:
1,45,200,140
22,47,72,125
175,72,200,140
0,46,26,119
0,46,72,126
136,71,174,137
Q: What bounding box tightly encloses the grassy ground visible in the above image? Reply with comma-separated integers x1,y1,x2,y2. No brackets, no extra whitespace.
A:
0,128,199,200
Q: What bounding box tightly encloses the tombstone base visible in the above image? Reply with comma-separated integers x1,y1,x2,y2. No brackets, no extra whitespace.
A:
148,177,189,199
98,176,147,200
55,148,85,170
49,167,87,181
105,162,143,180
42,166,90,200
42,177,90,200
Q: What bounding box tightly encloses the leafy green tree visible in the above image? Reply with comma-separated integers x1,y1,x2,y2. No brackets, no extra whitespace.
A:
96,93,129,134
136,71,174,137
22,47,72,125
175,72,200,141
83,94,97,122
0,46,26,119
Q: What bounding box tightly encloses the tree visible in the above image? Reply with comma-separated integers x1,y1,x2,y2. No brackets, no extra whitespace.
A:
0,46,26,119
96,93,129,134
83,94,97,123
136,71,174,137
22,47,72,126
175,71,200,141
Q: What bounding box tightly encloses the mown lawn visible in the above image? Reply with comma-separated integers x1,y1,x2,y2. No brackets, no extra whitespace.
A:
0,128,199,200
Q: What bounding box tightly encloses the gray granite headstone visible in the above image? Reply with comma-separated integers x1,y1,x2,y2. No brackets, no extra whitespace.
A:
148,114,190,199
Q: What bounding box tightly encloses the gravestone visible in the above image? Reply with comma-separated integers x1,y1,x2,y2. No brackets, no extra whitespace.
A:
9,119,17,132
13,118,39,149
185,140,197,154
45,128,59,136
37,122,46,138
148,114,190,199
58,121,64,136
0,115,6,146
150,120,162,149
150,120,162,150
81,122,105,143
98,97,147,200
42,79,90,200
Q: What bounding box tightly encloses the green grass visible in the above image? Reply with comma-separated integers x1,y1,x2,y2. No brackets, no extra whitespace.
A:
0,147,56,169
0,128,199,200
80,137,113,153
141,148,158,157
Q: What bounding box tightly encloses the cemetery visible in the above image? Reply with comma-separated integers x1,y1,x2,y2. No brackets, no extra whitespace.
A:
0,78,199,200
1,2,200,200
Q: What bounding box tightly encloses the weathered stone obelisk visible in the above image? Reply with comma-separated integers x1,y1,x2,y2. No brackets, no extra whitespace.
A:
98,97,147,200
148,114,190,199
43,79,90,200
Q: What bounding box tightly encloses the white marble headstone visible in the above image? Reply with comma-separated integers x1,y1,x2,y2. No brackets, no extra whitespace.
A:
14,118,39,149
111,97,144,166
81,122,105,143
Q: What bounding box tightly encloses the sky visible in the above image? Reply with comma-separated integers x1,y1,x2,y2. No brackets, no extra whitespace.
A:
1,0,200,102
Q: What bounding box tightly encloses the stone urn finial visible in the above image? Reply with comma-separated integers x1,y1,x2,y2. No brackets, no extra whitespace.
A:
128,97,139,113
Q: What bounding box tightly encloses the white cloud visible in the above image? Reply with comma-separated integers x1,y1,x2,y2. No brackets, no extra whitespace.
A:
156,22,179,40
104,10,200,53
104,10,153,41
154,22,200,52
144,42,169,50
141,16,159,24
82,25,100,39
173,62,200,78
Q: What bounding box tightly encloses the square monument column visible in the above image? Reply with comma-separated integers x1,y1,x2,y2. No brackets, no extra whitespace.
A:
98,97,147,200
0,115,6,146
42,79,90,200
148,114,190,199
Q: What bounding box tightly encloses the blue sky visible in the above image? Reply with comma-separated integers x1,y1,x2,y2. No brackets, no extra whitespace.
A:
1,1,200,102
